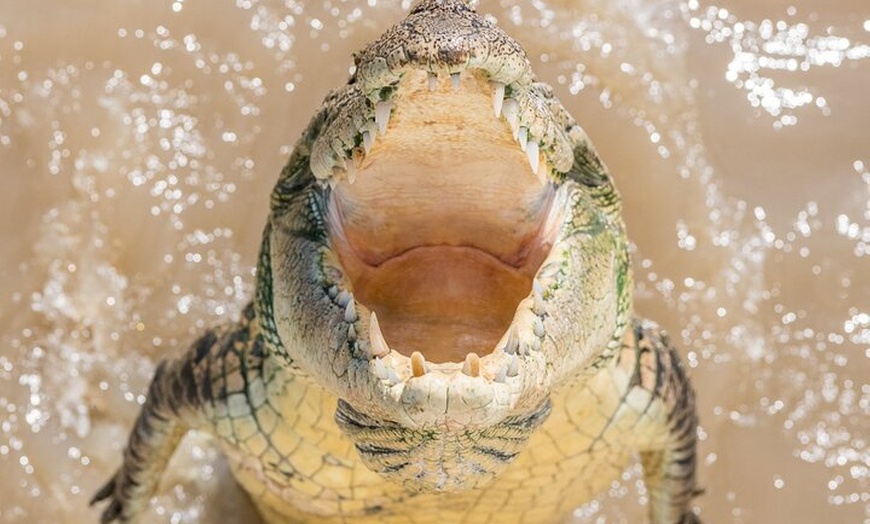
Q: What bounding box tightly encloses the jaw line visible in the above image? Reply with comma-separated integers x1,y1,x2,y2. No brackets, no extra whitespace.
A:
322,68,564,364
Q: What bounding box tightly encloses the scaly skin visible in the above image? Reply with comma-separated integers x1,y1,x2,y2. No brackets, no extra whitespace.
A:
92,1,702,523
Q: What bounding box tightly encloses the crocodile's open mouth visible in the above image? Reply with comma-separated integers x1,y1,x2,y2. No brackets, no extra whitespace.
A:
326,70,561,364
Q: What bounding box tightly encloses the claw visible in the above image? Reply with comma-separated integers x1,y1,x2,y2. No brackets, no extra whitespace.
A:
90,477,117,506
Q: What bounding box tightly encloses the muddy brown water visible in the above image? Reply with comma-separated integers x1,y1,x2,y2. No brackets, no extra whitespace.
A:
0,1,867,523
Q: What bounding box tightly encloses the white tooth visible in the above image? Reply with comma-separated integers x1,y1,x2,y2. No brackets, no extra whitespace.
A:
336,289,352,308
369,312,390,358
347,324,357,342
491,81,505,117
375,101,392,135
327,286,339,299
518,127,528,151
387,366,401,385
526,140,540,174
502,326,519,355
462,353,481,377
507,355,519,377
346,159,357,184
344,298,358,323
411,351,426,377
373,357,389,380
502,98,519,131
428,72,437,92
494,364,507,383
538,260,561,282
362,130,374,154
533,317,545,338
451,72,461,91
532,279,546,316
536,157,549,186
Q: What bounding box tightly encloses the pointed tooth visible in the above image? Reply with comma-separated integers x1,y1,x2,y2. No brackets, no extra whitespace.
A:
387,366,401,385
491,81,505,117
362,130,374,154
532,279,546,316
533,317,545,339
502,326,519,355
375,101,392,136
347,324,357,342
451,72,461,91
369,312,390,358
507,355,519,377
518,127,529,151
410,351,426,377
536,156,549,186
494,364,507,383
521,339,533,356
336,289,352,308
462,353,481,377
327,285,339,299
428,72,437,92
533,278,544,297
373,358,389,380
526,140,540,174
332,166,344,184
538,260,561,282
502,98,519,132
346,159,357,185
344,299,358,323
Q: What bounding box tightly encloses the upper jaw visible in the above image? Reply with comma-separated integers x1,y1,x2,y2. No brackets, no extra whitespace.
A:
307,0,575,189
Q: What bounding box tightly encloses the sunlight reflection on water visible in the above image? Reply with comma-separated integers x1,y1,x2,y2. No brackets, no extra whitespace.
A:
0,1,867,523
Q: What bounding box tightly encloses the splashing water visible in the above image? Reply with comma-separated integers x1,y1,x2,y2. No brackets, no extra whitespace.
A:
0,1,867,523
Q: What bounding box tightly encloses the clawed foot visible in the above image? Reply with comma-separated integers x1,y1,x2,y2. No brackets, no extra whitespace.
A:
90,471,125,523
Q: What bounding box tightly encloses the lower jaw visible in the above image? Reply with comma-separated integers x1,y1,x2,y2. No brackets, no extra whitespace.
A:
345,244,536,363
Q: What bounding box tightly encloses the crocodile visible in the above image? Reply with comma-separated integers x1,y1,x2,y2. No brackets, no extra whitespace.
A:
91,1,702,523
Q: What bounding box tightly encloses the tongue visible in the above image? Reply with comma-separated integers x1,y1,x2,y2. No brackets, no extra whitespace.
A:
352,245,529,363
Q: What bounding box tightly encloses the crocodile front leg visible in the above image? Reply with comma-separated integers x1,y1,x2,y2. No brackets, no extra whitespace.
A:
627,319,703,524
91,304,262,523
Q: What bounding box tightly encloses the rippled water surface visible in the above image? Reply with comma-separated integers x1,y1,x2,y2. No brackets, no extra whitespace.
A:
0,1,867,522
